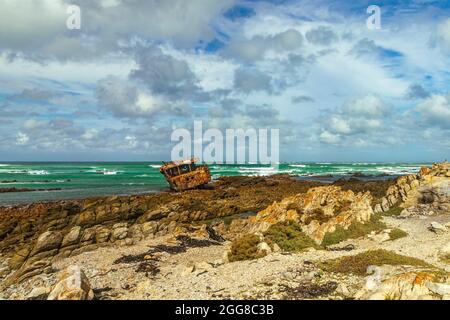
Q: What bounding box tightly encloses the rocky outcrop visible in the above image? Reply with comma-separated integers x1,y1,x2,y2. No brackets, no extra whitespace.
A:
356,265,450,300
374,162,450,215
224,186,374,243
47,266,94,300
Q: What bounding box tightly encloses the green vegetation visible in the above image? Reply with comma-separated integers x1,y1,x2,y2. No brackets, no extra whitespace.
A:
320,249,434,276
264,222,320,252
388,228,408,241
228,234,266,262
383,206,403,216
321,213,386,246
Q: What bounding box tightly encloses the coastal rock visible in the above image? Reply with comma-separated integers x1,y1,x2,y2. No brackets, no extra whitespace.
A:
257,242,272,255
372,162,450,214
31,231,63,255
0,257,11,278
95,226,111,243
358,266,450,300
4,259,52,287
248,186,373,243
428,221,447,234
141,221,158,237
62,226,81,247
111,223,128,241
27,287,51,300
47,265,94,300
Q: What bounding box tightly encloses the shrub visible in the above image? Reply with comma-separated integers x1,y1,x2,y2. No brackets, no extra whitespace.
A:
264,222,320,252
228,234,265,262
321,214,386,246
383,206,403,216
389,228,408,241
320,249,433,276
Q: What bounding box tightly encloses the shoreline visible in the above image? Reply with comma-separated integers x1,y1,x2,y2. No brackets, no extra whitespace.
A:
0,173,399,208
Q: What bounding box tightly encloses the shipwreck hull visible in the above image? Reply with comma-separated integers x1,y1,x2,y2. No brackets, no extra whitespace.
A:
160,159,211,192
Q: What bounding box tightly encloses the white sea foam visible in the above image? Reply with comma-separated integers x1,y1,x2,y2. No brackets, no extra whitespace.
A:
237,167,293,176
103,170,120,175
149,165,161,169
28,170,49,175
289,164,306,168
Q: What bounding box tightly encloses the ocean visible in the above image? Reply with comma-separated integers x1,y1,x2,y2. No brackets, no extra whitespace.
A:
0,162,429,205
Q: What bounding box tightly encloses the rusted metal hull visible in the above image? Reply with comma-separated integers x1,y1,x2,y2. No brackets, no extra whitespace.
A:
161,164,211,192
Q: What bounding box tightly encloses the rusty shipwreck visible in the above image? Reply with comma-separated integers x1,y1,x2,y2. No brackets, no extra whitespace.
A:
159,158,211,192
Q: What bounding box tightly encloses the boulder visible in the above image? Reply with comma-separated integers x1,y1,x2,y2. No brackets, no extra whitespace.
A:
95,226,111,243
27,287,50,300
428,221,447,234
111,223,128,241
47,265,94,300
31,231,63,255
256,242,272,255
62,226,81,247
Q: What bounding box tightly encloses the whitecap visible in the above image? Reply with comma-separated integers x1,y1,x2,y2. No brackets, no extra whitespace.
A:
103,170,118,175
28,170,49,175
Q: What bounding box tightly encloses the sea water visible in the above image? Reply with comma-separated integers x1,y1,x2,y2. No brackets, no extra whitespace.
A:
0,162,429,205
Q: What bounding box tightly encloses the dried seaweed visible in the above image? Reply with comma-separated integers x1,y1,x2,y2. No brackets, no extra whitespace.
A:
280,281,338,299
135,261,160,277
112,235,221,278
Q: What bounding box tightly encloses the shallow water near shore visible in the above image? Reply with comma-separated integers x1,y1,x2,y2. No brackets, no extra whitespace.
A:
0,162,429,205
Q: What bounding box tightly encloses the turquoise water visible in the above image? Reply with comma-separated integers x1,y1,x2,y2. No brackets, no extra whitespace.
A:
0,162,429,205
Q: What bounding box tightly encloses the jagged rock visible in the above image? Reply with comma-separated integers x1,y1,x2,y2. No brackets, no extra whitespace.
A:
374,203,382,213
62,226,81,247
27,287,50,300
257,242,272,255
248,186,373,243
31,231,63,255
4,259,52,287
47,266,94,300
80,227,96,243
111,223,128,241
381,197,390,211
141,221,158,237
357,265,450,300
0,257,11,278
95,226,111,243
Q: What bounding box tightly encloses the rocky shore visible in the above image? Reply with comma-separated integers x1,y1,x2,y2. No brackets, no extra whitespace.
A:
0,163,449,300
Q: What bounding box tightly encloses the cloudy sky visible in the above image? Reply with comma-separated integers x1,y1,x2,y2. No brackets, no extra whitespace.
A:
0,0,449,162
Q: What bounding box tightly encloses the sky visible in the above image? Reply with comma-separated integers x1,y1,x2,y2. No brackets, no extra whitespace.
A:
0,0,449,162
